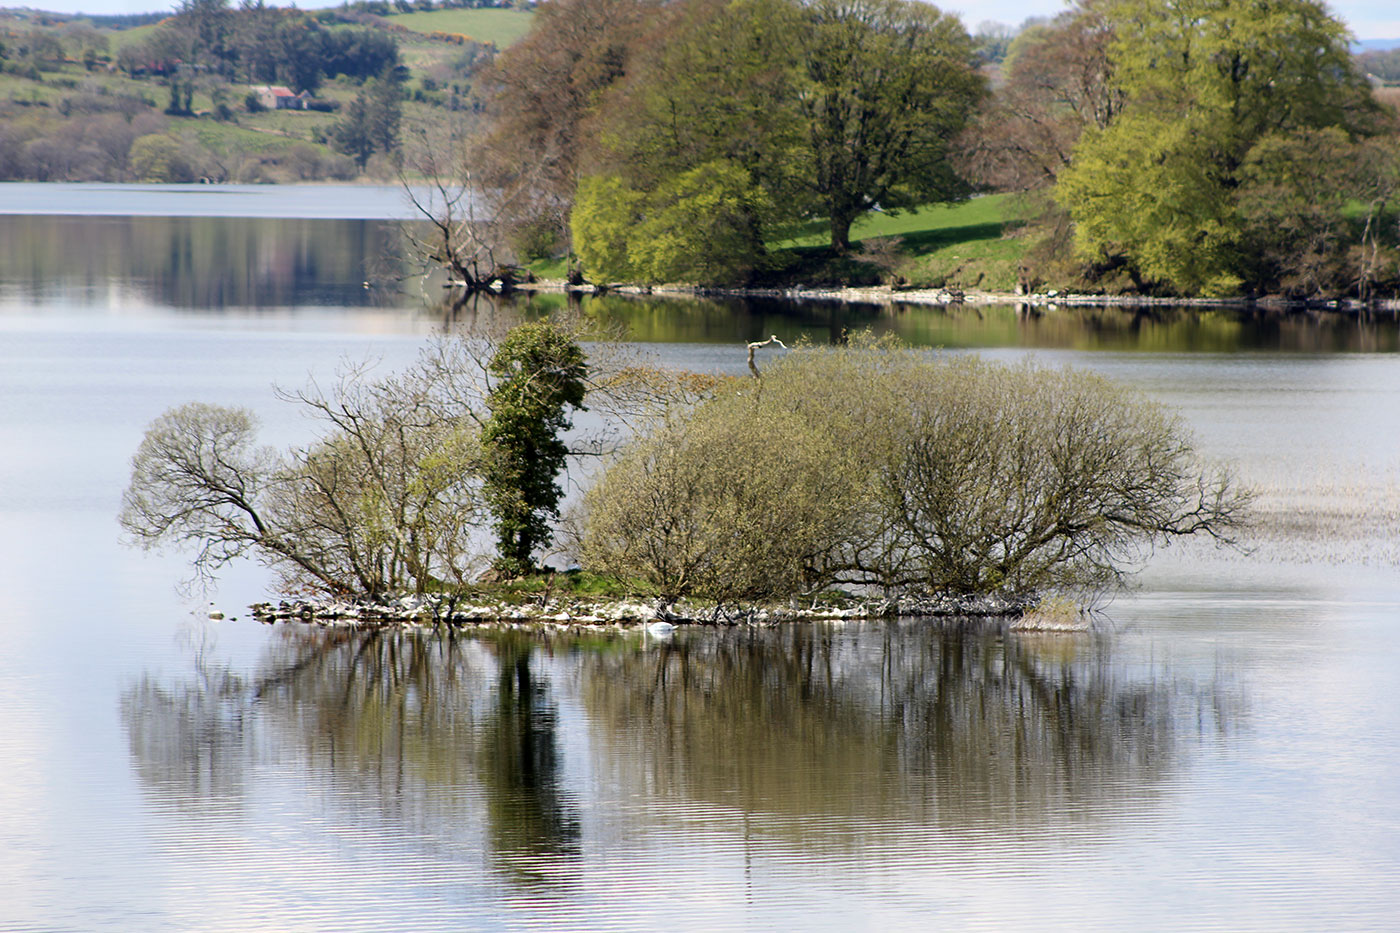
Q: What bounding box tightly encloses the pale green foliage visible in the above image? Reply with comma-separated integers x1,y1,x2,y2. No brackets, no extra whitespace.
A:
626,161,770,285
581,342,1246,603
1055,0,1378,295
573,161,770,285
129,134,199,183
571,175,645,284
1058,113,1246,295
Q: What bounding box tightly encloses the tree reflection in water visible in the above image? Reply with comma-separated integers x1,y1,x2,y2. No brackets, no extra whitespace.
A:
582,624,1244,839
123,622,1243,877
123,627,581,891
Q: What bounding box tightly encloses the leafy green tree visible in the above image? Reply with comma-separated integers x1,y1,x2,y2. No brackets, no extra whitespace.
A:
329,71,402,171
571,0,983,273
572,161,770,284
795,0,985,252
630,161,772,284
367,70,404,156
1055,0,1378,295
329,95,375,170
590,0,809,216
570,175,645,283
173,0,233,74
481,322,588,574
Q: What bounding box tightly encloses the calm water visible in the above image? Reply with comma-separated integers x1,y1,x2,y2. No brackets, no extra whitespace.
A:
1,194,1398,930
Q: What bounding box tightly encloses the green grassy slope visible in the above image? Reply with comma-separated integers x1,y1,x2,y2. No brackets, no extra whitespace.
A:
769,194,1028,292
383,8,534,47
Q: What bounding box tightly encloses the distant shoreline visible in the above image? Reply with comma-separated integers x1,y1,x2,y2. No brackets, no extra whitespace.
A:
519,280,1400,313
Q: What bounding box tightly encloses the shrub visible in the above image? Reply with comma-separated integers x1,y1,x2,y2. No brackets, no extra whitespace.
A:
579,391,863,604
581,343,1246,603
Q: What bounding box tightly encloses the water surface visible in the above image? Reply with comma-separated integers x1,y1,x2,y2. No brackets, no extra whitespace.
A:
0,199,1397,930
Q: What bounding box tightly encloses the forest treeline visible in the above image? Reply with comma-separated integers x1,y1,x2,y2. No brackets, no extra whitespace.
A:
463,0,1400,300
6,0,1400,298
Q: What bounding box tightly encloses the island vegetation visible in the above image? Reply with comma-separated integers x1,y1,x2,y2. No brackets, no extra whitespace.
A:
121,322,1247,625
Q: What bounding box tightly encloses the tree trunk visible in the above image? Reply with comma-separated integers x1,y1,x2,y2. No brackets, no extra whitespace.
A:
829,209,854,253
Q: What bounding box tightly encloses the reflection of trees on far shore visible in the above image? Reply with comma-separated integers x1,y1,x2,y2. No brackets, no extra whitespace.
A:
530,293,1400,353
0,216,409,310
122,622,1244,872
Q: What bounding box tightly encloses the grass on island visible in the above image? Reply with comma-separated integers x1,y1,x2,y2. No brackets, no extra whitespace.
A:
383,8,535,47
450,569,641,606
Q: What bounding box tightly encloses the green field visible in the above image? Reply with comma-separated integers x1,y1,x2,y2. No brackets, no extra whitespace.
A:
384,8,534,47
770,194,1029,292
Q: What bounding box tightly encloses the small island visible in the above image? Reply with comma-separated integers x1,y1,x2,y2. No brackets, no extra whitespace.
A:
121,322,1245,634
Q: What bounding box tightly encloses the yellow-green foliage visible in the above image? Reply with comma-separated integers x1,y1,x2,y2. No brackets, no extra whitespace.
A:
128,133,197,182
1054,0,1377,296
571,176,645,284
573,161,770,285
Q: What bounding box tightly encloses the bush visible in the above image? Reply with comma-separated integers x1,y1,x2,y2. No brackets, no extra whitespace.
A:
581,343,1246,603
579,391,863,604
128,133,197,183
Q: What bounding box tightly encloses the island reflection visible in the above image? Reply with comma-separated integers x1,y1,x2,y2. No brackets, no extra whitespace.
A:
123,623,1243,886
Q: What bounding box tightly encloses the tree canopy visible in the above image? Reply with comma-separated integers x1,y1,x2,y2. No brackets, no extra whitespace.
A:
1054,0,1381,295
529,0,986,282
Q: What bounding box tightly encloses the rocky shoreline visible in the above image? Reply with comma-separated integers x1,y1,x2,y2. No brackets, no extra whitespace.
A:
520,279,1400,313
245,590,1089,632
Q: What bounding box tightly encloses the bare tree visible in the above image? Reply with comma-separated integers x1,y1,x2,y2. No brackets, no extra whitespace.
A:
957,3,1122,192
122,325,678,594
399,125,522,294
121,348,490,597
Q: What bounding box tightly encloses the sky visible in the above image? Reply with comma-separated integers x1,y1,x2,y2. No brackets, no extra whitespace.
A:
16,0,1400,40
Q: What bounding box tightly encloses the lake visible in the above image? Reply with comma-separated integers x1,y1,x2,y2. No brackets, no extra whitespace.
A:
1,186,1397,931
